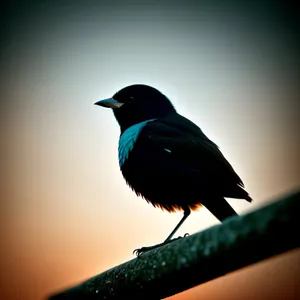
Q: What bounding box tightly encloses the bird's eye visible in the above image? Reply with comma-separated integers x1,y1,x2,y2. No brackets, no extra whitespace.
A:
127,96,135,104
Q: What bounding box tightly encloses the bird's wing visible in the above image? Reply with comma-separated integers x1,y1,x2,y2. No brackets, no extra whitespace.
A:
137,113,245,189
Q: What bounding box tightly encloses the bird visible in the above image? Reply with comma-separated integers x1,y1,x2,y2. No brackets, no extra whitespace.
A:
94,84,252,256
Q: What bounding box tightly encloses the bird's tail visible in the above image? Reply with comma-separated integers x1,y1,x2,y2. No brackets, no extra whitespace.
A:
202,197,238,223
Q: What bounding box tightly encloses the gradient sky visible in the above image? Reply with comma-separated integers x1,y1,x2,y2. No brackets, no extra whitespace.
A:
1,1,299,299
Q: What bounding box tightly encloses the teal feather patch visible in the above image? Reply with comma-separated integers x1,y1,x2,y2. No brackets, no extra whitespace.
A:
118,119,156,167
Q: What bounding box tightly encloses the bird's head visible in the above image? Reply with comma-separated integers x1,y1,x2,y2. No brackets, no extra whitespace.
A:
95,84,176,132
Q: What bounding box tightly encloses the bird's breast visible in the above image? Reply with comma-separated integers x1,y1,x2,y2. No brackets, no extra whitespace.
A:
118,119,156,167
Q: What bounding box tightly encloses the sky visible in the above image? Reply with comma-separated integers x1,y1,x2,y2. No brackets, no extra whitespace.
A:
1,0,299,299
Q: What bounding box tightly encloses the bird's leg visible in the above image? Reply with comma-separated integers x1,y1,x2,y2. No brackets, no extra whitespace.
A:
133,208,191,256
164,208,191,242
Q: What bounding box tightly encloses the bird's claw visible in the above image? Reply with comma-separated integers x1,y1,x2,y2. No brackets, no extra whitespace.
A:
133,234,190,257
172,233,189,240
133,246,154,257
133,249,139,256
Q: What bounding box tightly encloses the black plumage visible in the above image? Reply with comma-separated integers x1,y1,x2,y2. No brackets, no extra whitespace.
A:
95,84,252,255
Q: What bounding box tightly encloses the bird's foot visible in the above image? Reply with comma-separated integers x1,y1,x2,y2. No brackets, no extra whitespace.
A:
133,243,164,256
133,233,190,257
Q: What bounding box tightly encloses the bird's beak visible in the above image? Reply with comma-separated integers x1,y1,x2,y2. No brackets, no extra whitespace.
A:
94,98,124,109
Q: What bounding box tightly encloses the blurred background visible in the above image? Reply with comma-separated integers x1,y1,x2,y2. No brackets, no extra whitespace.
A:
1,0,299,299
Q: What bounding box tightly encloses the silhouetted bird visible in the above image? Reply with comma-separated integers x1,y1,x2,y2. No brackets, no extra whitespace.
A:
95,84,252,255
